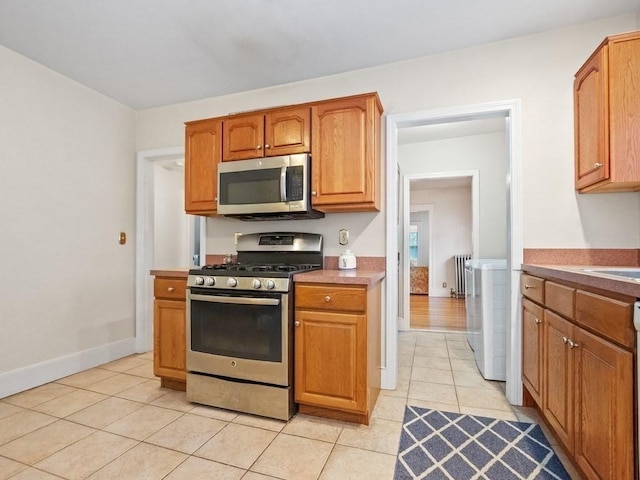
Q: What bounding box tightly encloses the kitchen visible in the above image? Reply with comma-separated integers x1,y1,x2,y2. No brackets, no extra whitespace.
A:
1,3,640,480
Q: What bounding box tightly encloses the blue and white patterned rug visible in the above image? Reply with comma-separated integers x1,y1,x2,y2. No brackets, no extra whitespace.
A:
394,406,571,480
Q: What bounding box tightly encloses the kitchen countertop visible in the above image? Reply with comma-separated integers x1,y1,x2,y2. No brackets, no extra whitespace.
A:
294,269,386,286
150,269,189,278
523,264,640,298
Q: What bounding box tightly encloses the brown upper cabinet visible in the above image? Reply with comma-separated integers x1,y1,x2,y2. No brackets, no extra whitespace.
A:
574,31,640,192
184,92,382,216
222,106,311,161
311,94,382,212
185,118,222,215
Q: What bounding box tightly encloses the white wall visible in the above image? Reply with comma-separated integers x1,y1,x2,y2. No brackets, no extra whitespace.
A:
136,14,640,255
153,165,188,268
400,132,508,259
411,187,472,296
0,45,137,396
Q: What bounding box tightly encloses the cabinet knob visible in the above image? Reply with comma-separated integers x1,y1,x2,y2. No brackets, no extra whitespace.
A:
562,336,568,344
324,296,331,303
256,145,262,150
294,321,300,327
311,191,317,196
534,317,541,325
568,339,579,349
594,162,603,169
167,287,175,292
264,144,270,149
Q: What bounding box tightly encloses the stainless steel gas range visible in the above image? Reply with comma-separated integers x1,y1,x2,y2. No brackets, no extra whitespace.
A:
186,232,323,420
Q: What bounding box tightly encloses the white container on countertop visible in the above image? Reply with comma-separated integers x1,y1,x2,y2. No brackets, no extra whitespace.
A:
338,250,357,270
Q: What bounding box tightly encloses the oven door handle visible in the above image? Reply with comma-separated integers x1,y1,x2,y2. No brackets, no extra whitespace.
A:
189,294,280,306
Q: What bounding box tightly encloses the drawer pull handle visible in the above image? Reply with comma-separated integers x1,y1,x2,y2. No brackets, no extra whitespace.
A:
534,318,541,325
524,284,535,290
167,287,175,292
324,296,331,302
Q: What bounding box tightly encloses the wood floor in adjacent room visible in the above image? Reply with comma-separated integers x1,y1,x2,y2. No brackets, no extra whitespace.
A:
410,295,467,331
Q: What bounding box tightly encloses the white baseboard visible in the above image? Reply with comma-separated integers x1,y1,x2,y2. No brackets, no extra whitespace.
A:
0,337,137,399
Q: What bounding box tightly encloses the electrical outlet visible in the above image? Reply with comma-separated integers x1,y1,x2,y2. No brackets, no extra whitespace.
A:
442,282,447,288
339,229,349,245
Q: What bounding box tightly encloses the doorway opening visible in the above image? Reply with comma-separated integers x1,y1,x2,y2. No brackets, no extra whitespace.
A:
385,100,523,405
135,147,206,353
402,172,480,332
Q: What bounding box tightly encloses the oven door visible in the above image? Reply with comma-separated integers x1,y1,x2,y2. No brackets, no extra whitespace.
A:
186,288,291,386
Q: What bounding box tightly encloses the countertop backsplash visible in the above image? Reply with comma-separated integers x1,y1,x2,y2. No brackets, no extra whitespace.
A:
523,248,640,266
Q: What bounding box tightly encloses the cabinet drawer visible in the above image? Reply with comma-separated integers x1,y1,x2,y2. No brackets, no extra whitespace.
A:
154,278,187,301
575,290,634,349
520,274,544,303
545,282,575,319
295,284,366,312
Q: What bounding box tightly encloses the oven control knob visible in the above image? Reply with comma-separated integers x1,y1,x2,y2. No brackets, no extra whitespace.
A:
265,279,276,290
205,277,215,286
194,276,205,286
227,277,238,287
252,279,262,289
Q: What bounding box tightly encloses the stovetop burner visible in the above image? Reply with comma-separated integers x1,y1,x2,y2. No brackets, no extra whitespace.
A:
200,263,319,273
187,232,323,292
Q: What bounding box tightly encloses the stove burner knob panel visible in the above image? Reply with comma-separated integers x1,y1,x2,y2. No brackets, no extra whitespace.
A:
227,277,238,287
251,279,262,289
195,276,205,286
205,277,215,286
264,279,276,290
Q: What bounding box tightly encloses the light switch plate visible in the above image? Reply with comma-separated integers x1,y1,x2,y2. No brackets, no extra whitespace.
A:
339,229,349,245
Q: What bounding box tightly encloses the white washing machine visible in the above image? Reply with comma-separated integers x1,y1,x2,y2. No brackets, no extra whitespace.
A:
464,259,507,381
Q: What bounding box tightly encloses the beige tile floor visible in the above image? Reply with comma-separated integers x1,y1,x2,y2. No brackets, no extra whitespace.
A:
0,331,581,480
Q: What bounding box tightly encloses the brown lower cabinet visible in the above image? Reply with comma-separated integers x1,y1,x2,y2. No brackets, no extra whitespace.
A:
153,275,187,391
521,273,635,479
294,281,381,425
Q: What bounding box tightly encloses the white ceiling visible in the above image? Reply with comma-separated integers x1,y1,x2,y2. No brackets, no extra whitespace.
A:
0,0,637,109
398,117,506,145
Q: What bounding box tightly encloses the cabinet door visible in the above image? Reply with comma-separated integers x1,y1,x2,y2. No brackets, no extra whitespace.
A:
295,309,367,413
608,36,640,189
264,106,310,156
153,299,186,381
543,310,574,453
574,45,608,190
222,113,265,161
573,328,634,480
311,94,381,212
522,298,544,406
185,119,222,214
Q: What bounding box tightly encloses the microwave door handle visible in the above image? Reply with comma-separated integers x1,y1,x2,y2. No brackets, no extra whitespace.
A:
280,166,287,202
189,294,280,306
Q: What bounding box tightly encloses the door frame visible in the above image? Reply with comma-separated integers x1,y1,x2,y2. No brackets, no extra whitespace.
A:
384,99,523,405
135,146,206,353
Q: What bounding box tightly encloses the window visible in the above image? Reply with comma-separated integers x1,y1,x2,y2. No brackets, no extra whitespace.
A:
409,224,418,266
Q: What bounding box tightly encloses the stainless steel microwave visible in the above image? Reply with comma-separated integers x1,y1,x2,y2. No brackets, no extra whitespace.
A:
217,153,324,220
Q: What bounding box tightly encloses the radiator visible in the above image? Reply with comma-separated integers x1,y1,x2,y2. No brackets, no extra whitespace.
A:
453,254,471,298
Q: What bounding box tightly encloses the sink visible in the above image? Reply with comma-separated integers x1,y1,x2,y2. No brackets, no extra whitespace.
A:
582,268,640,281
